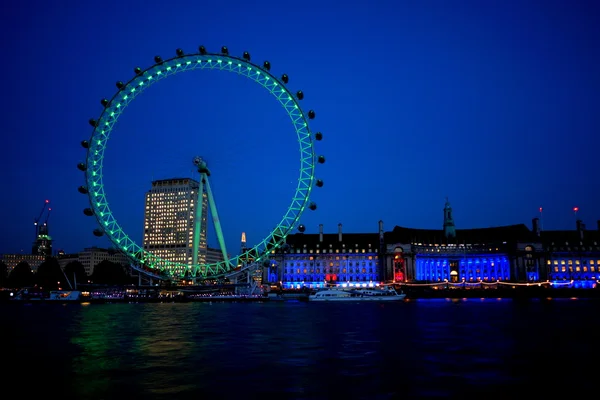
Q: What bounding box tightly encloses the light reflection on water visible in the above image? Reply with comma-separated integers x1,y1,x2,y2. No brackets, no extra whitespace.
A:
4,299,600,399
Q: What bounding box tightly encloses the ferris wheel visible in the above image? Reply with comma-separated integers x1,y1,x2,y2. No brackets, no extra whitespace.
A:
77,45,325,280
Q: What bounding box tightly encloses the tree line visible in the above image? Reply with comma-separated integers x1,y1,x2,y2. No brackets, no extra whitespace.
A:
0,257,135,289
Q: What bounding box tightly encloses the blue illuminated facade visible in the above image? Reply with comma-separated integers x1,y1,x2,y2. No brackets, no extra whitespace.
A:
382,200,544,283
384,238,542,284
267,223,383,289
414,254,511,282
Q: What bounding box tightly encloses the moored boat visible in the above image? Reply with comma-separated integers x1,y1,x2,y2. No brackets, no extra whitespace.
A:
308,286,406,301
11,288,84,302
48,290,82,301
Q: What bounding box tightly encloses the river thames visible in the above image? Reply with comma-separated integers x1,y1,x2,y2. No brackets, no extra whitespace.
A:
4,298,599,399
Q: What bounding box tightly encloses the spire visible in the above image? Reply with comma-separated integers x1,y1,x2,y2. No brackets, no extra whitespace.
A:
443,198,456,239
240,232,247,253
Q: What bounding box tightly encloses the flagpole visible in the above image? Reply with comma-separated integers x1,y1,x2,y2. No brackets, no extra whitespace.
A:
539,207,543,231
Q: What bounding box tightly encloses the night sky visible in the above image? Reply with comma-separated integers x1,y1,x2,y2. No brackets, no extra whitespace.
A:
1,0,598,256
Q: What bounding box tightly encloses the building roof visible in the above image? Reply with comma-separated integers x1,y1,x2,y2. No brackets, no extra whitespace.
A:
151,177,198,186
385,224,538,245
540,229,600,247
284,232,380,250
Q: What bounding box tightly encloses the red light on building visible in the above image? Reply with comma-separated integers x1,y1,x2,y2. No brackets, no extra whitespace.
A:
394,271,405,282
394,257,406,282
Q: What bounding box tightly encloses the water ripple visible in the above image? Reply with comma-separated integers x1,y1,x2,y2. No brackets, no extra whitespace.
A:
4,299,600,399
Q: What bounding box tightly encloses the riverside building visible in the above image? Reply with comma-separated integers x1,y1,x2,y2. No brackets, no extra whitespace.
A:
541,219,600,288
268,223,383,289
383,199,544,283
268,200,588,289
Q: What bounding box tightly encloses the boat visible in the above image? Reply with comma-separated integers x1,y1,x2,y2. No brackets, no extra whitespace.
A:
308,285,406,301
11,288,83,302
48,290,82,302
11,288,48,301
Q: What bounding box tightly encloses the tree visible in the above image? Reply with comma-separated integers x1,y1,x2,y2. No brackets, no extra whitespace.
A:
9,261,34,288
0,260,8,287
64,261,88,288
120,263,137,285
91,260,128,285
36,257,64,290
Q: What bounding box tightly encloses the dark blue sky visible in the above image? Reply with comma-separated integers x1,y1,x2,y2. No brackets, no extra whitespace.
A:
1,0,599,255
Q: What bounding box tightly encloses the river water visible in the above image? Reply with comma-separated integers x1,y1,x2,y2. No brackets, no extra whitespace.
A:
4,298,599,399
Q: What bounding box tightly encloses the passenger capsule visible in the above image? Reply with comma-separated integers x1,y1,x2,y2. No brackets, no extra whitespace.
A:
176,48,184,57
199,46,207,55
116,81,125,90
309,202,317,211
281,74,289,84
298,224,306,233
221,46,228,55
154,55,163,64
78,186,88,194
88,119,98,127
263,61,271,71
296,90,304,100
134,67,143,75
93,229,104,237
77,162,87,171
81,140,89,149
316,179,324,187
100,98,109,107
243,51,251,60
308,110,316,119
318,155,325,164
315,132,323,141
83,208,94,216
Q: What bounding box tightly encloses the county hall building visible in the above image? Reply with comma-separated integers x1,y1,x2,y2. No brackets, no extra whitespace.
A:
267,200,600,289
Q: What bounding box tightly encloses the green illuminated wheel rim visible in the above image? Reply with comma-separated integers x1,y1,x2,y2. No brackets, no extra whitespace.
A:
79,47,324,279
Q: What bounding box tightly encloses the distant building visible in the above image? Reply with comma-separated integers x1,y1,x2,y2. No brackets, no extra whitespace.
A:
240,231,247,254
1,254,45,273
57,252,79,270
31,200,52,256
3,247,129,277
142,178,208,271
32,224,52,256
206,247,227,265
56,247,131,277
383,199,544,283
540,219,600,288
269,223,382,289
235,232,264,284
76,247,130,276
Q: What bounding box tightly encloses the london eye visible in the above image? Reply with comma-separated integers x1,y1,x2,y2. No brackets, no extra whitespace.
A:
78,45,325,280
